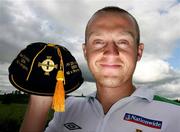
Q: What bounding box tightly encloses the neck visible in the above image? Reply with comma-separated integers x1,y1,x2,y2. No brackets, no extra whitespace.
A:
96,82,135,114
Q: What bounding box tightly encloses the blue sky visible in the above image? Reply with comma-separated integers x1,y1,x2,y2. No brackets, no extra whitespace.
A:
0,0,180,99
167,40,180,69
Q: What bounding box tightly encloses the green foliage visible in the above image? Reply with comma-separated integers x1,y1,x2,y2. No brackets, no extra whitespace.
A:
0,103,27,132
0,119,19,132
0,93,54,132
0,91,29,104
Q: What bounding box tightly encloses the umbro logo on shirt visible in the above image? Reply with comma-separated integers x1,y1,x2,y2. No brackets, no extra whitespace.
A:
64,122,82,130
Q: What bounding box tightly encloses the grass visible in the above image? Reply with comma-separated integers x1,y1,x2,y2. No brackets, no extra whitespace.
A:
0,102,54,132
0,93,79,132
0,103,27,132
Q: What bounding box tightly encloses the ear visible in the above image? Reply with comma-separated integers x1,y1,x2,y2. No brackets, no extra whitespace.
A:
82,43,87,60
137,43,144,61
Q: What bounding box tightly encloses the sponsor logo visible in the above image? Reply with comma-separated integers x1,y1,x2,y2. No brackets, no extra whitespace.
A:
124,113,162,129
64,122,82,130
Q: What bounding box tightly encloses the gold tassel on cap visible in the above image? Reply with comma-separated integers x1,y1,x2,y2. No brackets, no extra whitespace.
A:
52,70,65,112
52,47,65,112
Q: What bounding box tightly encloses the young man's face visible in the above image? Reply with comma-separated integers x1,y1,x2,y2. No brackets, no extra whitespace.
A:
83,12,144,88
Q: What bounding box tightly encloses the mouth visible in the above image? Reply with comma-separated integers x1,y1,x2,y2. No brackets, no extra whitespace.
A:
100,63,122,69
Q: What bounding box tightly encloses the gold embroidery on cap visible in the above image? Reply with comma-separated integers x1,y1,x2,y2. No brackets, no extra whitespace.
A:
38,56,58,75
26,45,47,80
136,129,143,132
65,61,80,75
16,53,30,71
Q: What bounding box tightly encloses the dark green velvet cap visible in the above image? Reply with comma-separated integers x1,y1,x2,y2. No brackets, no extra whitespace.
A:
8,42,84,96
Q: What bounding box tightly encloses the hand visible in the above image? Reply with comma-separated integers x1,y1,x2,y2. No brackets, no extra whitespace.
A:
19,95,53,132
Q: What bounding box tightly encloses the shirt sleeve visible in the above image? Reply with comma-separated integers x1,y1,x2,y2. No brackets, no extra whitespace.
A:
44,96,74,132
44,112,62,132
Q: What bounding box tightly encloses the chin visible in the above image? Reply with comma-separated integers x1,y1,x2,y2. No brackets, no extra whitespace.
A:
97,76,124,88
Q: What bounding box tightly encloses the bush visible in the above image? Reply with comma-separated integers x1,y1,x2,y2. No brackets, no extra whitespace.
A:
0,103,53,132
0,93,29,104
0,103,27,132
0,119,20,132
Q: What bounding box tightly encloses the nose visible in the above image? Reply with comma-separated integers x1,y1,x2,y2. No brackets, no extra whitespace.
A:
103,41,119,56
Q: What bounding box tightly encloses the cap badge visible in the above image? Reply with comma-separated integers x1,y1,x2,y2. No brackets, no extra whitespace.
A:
38,56,58,75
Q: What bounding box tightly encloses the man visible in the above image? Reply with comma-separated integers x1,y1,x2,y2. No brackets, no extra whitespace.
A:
20,6,180,132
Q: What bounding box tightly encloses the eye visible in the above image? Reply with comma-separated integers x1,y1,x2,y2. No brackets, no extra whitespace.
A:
94,39,105,45
117,40,128,45
116,40,129,48
92,39,105,49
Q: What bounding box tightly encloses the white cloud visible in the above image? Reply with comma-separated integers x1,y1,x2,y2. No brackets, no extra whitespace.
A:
155,79,180,99
134,55,173,83
132,1,180,59
0,62,15,94
133,54,180,99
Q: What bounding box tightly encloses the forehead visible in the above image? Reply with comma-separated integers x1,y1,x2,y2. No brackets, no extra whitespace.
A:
86,12,137,39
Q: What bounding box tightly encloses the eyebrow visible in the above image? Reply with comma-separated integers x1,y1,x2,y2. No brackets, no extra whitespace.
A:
88,32,102,38
118,31,135,40
88,30,135,40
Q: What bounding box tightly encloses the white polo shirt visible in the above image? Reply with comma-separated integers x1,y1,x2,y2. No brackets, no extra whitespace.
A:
45,88,180,132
